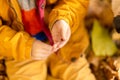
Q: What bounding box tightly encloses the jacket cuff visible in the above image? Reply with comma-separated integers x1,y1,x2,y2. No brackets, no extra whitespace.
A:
25,37,35,59
49,10,71,30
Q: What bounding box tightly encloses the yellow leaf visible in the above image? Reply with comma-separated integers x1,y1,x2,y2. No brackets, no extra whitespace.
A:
91,20,118,56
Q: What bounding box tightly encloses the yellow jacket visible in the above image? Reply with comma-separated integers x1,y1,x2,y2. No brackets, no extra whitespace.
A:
0,0,89,61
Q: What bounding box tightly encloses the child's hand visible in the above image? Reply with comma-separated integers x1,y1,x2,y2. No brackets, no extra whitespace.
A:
51,20,71,51
31,40,54,60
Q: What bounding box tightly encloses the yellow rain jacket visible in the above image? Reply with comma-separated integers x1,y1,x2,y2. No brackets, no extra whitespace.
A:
0,0,89,61
0,0,96,80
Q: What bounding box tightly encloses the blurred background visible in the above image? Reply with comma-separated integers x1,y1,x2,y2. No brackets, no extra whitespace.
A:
85,0,120,80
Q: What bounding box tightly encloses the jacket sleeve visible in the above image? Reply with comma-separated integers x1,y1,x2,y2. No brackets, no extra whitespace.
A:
48,0,89,30
0,19,35,61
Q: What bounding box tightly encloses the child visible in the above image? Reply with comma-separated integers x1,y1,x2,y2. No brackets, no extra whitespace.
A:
0,0,95,80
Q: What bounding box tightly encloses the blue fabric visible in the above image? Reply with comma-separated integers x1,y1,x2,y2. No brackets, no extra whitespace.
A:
33,32,48,41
